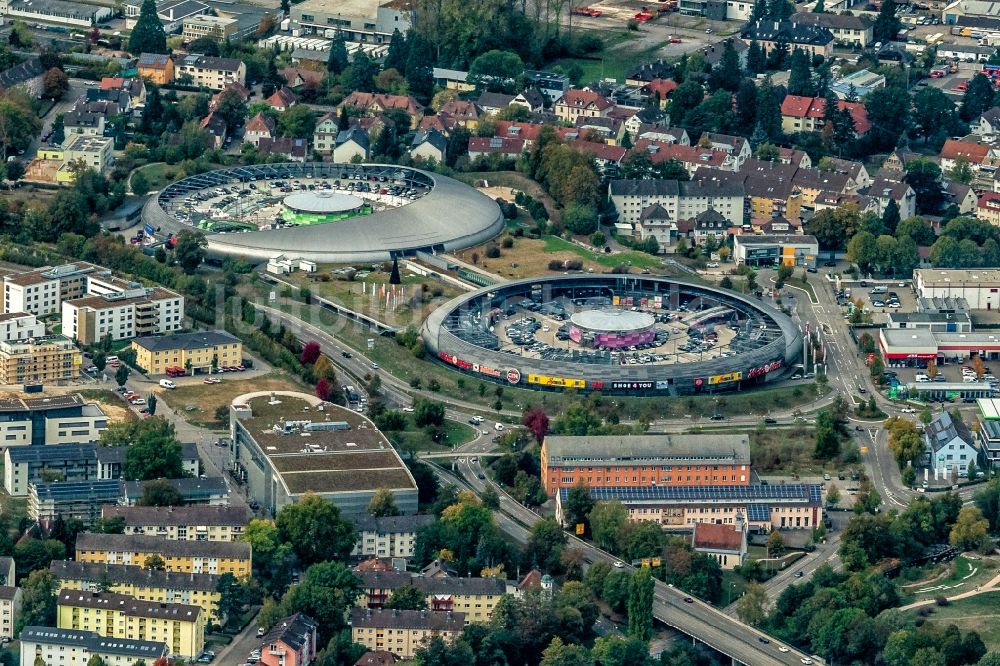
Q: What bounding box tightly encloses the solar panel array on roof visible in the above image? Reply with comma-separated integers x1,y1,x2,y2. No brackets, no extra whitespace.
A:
561,483,818,502
746,503,770,522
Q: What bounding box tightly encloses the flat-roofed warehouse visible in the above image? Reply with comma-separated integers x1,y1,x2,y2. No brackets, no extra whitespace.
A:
229,392,417,517
540,433,751,495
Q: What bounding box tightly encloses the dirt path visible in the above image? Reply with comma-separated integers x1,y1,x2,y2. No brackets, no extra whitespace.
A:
900,570,1000,611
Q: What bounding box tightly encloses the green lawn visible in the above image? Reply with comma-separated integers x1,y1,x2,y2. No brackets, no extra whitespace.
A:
912,591,1000,652
720,570,749,607
542,235,664,270
903,555,1000,601
132,162,175,192
389,418,478,452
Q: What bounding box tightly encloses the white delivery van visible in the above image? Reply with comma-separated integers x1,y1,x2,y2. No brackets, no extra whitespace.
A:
159,379,177,389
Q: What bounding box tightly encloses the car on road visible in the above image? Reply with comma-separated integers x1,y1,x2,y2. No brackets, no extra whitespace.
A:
257,627,266,637
710,413,724,421
807,267,817,273
477,472,486,479
495,423,505,431
402,407,414,412
778,646,789,653
683,597,694,603
371,362,379,369
758,637,770,644
341,351,352,358
824,260,836,267
855,425,863,431
613,560,625,568
794,571,804,578
763,417,777,424
858,386,867,393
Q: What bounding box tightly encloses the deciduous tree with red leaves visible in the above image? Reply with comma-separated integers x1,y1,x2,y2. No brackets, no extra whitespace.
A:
315,378,333,401
300,341,321,365
522,407,550,444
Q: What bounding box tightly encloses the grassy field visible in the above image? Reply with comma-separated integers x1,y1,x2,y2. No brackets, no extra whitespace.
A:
912,591,1000,651
75,388,137,424
389,418,478,452
151,371,309,429
281,268,462,328
746,426,851,476
132,163,175,192
904,555,1000,601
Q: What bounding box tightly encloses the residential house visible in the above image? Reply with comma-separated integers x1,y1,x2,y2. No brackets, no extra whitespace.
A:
357,571,506,623
575,116,626,145
625,60,674,86
608,177,745,231
476,92,515,115
948,182,978,215
210,82,252,110
697,38,750,69
642,79,677,110
418,113,458,136
974,107,1000,136
511,88,546,113
355,651,398,666
636,203,674,250
739,20,834,57
691,209,732,244
740,159,802,220
265,87,298,113
438,99,481,129
409,130,447,164
176,55,246,90
634,124,689,145
468,136,525,162
819,157,872,189
137,53,174,85
338,92,424,128
257,137,309,162
634,140,737,175
244,113,276,148
280,67,324,90
924,410,980,479
554,89,615,123
351,608,464,659
790,12,874,46
977,191,1000,225
777,147,812,168
691,521,747,570
883,148,921,172
19,626,167,666
792,167,856,209
433,68,474,92
575,141,627,176
866,178,917,220
333,128,370,163
312,112,341,154
63,110,106,143
200,112,227,149
523,70,570,104
753,213,802,235
258,614,318,666
939,139,990,175
101,504,252,542
780,95,871,135
701,132,751,169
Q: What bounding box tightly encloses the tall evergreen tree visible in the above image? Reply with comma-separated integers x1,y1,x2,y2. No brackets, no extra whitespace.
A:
747,40,766,74
405,34,435,103
346,50,378,92
750,0,768,21
813,0,825,11
755,79,783,142
327,35,349,75
128,0,167,55
873,0,901,43
337,106,350,131
708,41,742,92
384,29,408,74
736,78,758,133
882,199,901,233
787,48,813,96
961,72,995,121
768,0,794,19
627,569,654,640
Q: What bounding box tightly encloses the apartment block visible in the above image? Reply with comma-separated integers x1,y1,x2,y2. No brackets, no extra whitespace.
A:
131,331,242,376
75,533,252,577
357,571,507,623
0,587,20,639
0,312,44,342
119,477,230,507
101,504,253,542
0,335,82,384
56,590,204,658
608,178,745,232
5,444,98,497
350,608,464,659
50,561,222,623
176,55,246,90
20,626,167,666
351,515,436,559
258,614,318,666
28,480,125,526
62,135,114,175
96,443,200,480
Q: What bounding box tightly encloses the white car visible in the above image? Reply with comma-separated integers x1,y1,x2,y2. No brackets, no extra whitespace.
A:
778,647,790,653
402,407,414,413
495,423,505,431
707,262,720,268
130,398,146,406
613,560,625,568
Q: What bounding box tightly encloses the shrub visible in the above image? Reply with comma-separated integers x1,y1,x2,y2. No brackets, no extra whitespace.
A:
548,260,564,270
934,596,949,606
501,236,514,249
485,244,501,258
565,260,583,271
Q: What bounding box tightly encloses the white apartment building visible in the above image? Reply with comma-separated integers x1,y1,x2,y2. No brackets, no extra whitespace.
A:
0,312,44,342
351,514,436,559
608,178,745,230
0,587,20,639
62,287,184,345
0,394,108,451
62,135,114,175
181,14,237,41
176,55,246,90
20,626,167,666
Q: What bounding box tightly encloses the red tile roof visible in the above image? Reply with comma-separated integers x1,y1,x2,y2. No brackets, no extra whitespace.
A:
633,139,727,167
245,111,275,134
100,77,125,90
468,136,526,156
559,89,614,111
266,86,298,109
941,139,989,164
978,191,1000,210
779,95,870,134
574,140,627,163
692,522,744,552
339,92,424,116
644,78,678,99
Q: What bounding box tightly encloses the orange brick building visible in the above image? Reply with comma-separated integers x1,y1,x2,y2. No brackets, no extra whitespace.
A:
540,434,751,496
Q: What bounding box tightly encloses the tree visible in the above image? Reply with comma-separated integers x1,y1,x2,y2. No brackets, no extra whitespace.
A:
539,638,594,666
189,36,221,56
767,529,784,556
367,488,400,517
276,493,357,565
138,479,184,506
736,581,768,625
747,40,766,75
327,35,349,74
911,88,961,145
882,199,901,233
950,506,991,552
404,34,434,102
708,41,742,92
563,482,595,531
885,417,923,469
300,341,321,365
147,393,157,417
115,364,129,388
389,258,401,284
768,0,793,19
787,49,813,97
279,561,361,641
949,157,975,185
413,399,445,428
814,408,842,459
124,418,183,481
130,170,150,196
963,72,996,121
627,568,654,640
588,501,627,552
16,569,57,634
873,0,901,43
384,29,408,73
173,229,207,274
345,50,378,93
469,50,524,94
215,572,243,628
42,68,69,100
278,105,316,138
905,159,945,215
144,554,166,571
385,584,427,610
128,0,167,54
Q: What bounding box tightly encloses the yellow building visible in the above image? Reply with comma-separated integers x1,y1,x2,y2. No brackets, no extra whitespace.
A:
350,608,464,659
50,560,223,623
101,504,254,542
0,335,81,384
75,533,252,577
357,572,506,624
131,330,243,376
137,54,174,85
57,590,204,659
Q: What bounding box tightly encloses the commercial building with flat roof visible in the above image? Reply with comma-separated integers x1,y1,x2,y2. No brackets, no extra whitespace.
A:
351,608,464,659
101,504,253,542
880,327,1000,364
1,0,114,27
119,477,229,506
75,533,251,577
733,235,819,268
230,392,417,518
20,626,167,666
0,393,108,448
131,330,242,376
540,434,751,495
915,269,1000,310
975,398,1000,465
290,0,413,43
555,484,823,532
50,561,222,623
56,590,204,658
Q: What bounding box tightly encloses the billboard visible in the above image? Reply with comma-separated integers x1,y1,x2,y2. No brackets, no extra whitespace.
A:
708,371,743,385
527,374,585,388
611,380,655,390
